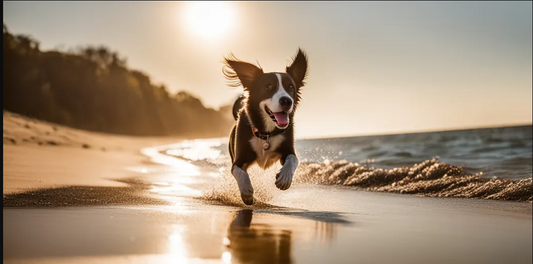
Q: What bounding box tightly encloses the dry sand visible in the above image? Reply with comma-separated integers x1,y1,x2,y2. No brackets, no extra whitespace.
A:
3,111,181,195
3,111,532,264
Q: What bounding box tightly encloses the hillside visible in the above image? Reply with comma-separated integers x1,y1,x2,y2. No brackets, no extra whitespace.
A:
3,24,235,138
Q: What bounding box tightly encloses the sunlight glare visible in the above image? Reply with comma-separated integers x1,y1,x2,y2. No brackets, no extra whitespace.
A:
184,2,236,38
164,225,188,263
140,147,200,176
222,251,232,263
166,139,222,161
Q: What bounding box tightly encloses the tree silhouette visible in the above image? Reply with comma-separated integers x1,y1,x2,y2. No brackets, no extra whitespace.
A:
3,25,234,137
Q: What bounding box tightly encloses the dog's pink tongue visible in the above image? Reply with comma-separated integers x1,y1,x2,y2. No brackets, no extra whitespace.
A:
273,112,289,126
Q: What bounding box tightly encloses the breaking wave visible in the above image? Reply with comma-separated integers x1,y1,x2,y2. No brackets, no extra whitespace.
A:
294,158,532,203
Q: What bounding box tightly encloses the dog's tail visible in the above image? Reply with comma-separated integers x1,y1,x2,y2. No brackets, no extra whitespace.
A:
232,95,245,121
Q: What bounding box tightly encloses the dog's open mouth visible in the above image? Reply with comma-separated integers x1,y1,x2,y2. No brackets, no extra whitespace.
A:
265,106,289,127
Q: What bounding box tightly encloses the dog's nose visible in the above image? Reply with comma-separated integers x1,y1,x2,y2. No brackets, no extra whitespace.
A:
279,96,293,110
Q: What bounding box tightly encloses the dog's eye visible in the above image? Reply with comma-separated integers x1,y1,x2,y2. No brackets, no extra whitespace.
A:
288,85,294,91
266,84,273,90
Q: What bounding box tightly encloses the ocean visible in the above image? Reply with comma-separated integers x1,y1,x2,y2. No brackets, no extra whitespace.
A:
295,125,533,180
159,125,532,203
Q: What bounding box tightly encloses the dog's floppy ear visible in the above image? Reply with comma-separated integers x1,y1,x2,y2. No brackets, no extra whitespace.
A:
223,54,263,89
286,48,308,87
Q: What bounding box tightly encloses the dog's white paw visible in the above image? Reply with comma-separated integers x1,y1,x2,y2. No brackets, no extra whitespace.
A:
275,154,299,190
275,168,294,190
232,165,254,205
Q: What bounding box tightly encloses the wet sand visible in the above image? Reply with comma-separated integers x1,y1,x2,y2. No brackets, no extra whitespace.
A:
3,112,532,264
4,187,532,264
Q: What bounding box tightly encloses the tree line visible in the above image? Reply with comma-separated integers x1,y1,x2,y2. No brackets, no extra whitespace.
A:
3,24,235,138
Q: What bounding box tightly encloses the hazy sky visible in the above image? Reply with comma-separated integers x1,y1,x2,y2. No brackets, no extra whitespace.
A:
4,1,532,139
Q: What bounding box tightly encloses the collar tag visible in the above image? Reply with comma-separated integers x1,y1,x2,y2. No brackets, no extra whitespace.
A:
262,135,270,150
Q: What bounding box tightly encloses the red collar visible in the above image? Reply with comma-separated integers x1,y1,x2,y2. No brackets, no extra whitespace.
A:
251,126,286,140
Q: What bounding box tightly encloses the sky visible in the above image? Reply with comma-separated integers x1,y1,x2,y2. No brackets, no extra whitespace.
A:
3,1,532,139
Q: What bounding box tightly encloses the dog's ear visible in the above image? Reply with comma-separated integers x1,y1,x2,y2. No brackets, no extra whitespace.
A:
286,48,308,87
223,54,263,89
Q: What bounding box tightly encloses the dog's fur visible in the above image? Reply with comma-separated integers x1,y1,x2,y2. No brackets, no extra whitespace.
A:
223,49,308,205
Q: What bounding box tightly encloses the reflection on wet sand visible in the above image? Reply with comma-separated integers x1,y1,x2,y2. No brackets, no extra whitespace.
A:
222,208,350,264
312,221,337,243
224,209,293,264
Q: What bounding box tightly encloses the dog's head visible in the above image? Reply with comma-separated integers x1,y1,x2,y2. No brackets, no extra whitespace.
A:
223,49,308,131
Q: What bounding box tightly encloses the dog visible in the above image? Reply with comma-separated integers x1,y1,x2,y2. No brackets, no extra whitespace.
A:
223,48,308,205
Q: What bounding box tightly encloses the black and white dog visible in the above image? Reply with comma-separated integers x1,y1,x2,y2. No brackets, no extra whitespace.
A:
223,49,308,205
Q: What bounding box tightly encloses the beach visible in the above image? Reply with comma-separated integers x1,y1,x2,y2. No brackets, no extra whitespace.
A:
3,111,532,264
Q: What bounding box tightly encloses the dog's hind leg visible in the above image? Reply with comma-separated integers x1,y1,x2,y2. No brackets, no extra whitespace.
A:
231,163,254,205
276,154,299,190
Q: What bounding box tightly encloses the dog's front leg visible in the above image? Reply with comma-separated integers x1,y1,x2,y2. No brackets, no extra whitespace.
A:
276,154,299,190
231,164,254,205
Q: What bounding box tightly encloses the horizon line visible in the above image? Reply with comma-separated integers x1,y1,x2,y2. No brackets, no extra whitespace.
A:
297,122,533,140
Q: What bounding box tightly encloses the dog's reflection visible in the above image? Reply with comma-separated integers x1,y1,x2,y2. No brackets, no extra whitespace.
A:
224,209,293,264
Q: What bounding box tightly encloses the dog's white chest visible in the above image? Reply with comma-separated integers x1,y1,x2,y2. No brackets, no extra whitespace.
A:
249,135,284,169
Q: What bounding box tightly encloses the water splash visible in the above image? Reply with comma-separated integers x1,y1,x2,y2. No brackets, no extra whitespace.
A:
295,159,532,203
201,165,283,207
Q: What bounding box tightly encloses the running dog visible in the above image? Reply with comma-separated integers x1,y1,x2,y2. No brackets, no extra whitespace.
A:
223,48,308,205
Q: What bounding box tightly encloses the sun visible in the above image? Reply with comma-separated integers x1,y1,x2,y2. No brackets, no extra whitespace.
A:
183,2,236,38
